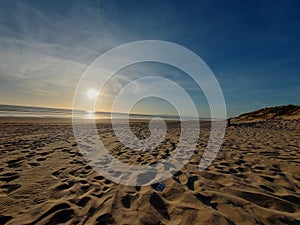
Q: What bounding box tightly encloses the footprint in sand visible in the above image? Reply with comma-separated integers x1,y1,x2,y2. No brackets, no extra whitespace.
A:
121,194,131,208
194,193,218,209
173,171,188,185
96,213,115,224
51,168,67,178
0,172,20,182
55,180,75,191
36,157,47,161
75,196,91,208
28,162,40,167
0,215,12,225
6,158,23,168
149,192,170,220
0,183,21,194
28,203,74,225
186,176,198,191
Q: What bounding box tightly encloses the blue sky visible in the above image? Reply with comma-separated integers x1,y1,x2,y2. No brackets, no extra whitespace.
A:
0,0,299,117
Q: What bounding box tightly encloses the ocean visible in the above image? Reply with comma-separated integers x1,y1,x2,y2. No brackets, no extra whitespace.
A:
0,104,183,120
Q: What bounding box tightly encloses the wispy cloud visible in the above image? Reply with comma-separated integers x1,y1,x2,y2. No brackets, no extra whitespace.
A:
0,1,138,108
0,1,299,115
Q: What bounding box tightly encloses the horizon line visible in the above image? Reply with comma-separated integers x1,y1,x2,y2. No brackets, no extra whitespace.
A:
0,103,218,120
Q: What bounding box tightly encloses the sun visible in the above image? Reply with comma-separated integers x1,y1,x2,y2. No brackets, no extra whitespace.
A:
86,89,98,100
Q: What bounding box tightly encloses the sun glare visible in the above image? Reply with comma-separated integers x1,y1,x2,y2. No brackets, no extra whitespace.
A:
86,110,95,119
86,89,98,100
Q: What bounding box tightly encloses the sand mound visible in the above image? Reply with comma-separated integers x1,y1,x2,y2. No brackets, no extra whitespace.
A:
231,104,300,123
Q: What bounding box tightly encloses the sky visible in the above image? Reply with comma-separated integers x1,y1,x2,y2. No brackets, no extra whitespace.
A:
0,0,299,117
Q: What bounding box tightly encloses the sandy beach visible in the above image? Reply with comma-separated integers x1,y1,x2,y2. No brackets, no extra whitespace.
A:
1,0,299,224
0,117,299,225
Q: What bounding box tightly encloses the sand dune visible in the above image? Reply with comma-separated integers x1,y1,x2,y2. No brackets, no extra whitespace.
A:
0,118,299,224
230,105,300,124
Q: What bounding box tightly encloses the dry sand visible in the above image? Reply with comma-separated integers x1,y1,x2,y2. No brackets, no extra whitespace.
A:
0,118,299,225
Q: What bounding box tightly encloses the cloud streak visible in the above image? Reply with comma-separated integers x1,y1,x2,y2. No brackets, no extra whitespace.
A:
0,1,137,108
0,1,299,116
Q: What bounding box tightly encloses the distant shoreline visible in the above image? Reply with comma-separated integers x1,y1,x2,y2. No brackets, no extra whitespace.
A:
0,104,212,121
